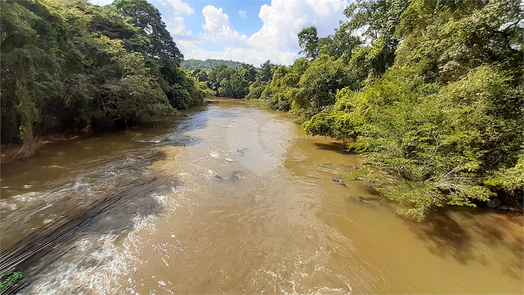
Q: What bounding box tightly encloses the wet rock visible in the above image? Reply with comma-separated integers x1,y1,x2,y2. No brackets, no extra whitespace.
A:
357,197,369,203
213,175,224,180
332,177,346,186
496,205,509,211
346,196,368,204
230,171,245,180
487,198,502,209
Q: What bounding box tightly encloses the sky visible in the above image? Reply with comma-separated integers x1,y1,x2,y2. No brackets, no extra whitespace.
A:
90,0,350,66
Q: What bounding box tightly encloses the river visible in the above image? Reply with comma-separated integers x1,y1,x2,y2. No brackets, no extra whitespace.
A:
1,98,522,294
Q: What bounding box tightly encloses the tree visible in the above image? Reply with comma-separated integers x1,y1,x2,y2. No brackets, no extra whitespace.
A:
0,0,209,159
318,28,362,59
292,55,349,116
342,0,410,75
258,60,276,82
240,63,256,82
113,0,183,65
191,68,209,82
298,26,319,60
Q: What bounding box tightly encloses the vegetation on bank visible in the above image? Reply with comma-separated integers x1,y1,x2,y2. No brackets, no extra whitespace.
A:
182,59,246,70
0,0,212,158
187,60,277,99
239,0,523,219
0,268,23,293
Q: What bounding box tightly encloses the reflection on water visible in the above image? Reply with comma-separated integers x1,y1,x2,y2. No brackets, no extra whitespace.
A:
1,98,522,294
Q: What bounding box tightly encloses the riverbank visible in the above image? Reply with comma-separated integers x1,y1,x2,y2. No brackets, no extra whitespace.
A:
1,107,209,164
1,130,95,164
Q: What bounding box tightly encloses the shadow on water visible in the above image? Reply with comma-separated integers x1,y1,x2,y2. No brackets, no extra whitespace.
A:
408,207,524,279
313,142,351,155
408,210,474,263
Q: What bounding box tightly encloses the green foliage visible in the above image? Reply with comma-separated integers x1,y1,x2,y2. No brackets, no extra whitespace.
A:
291,55,350,116
268,0,524,218
318,27,362,60
113,0,182,65
485,154,524,198
206,64,258,98
298,26,319,60
0,268,23,292
255,60,275,82
303,111,356,140
182,59,245,70
1,0,208,150
191,68,208,82
245,81,267,100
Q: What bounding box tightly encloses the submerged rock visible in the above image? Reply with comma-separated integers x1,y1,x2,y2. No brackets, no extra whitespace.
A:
332,177,346,186
487,198,502,209
230,171,245,180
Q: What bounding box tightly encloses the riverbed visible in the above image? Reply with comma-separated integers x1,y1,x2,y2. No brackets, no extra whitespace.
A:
1,98,522,294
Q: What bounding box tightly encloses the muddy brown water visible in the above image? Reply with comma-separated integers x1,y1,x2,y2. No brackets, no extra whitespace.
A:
1,98,522,294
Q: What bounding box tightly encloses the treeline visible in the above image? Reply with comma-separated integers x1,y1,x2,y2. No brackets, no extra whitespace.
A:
188,60,276,98
247,0,523,218
0,0,212,156
182,59,246,70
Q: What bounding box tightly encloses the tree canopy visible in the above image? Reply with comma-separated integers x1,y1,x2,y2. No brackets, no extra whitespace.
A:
1,0,210,157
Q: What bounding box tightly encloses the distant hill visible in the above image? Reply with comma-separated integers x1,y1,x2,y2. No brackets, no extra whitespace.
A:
182,59,246,70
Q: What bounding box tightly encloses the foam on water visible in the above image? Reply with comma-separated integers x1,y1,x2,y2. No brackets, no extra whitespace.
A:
25,211,162,294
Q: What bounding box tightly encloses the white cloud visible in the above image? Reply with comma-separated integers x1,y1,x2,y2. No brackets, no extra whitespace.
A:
176,0,349,66
167,16,192,36
90,0,113,5
201,5,247,44
239,10,246,19
202,5,230,34
250,0,348,52
166,0,194,15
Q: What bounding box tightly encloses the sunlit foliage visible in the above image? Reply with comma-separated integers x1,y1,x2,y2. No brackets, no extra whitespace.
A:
253,0,524,218
1,0,208,156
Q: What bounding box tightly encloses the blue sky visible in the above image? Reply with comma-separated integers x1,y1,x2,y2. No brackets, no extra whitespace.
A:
90,0,349,66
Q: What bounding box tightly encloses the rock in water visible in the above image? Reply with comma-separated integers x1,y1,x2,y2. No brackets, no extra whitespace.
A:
487,198,502,209
332,177,346,186
230,171,244,180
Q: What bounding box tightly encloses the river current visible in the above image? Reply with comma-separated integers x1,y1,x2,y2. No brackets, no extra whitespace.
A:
1,98,522,294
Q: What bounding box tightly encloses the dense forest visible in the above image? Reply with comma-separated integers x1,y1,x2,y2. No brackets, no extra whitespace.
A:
182,59,245,70
244,0,523,218
188,61,276,98
0,0,213,157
